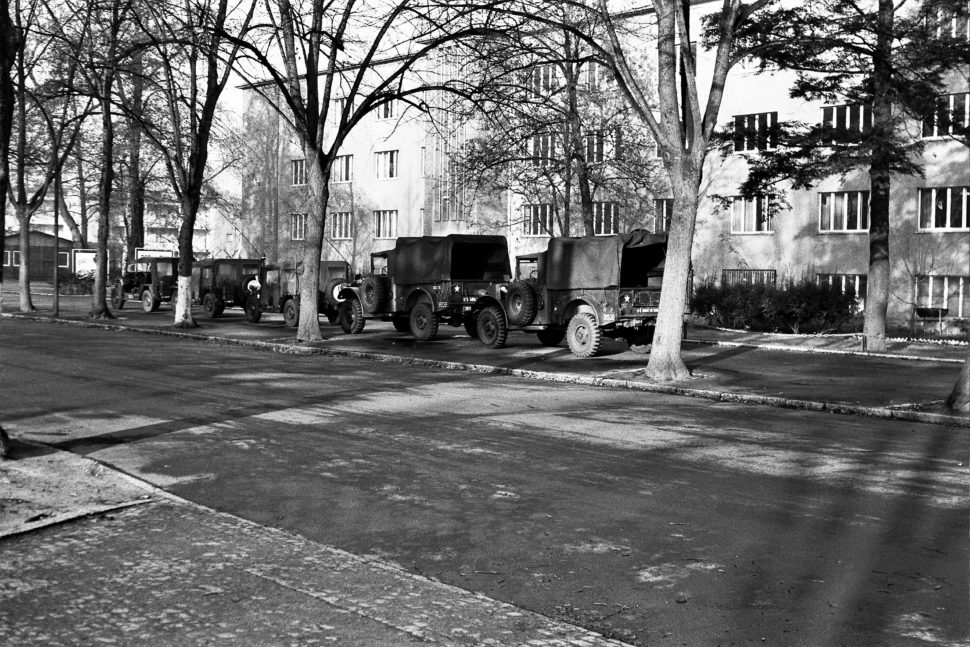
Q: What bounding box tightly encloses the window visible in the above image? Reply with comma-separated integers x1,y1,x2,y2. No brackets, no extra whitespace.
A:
440,196,451,221
332,155,353,183
532,65,557,95
375,150,399,179
654,198,673,233
585,131,606,163
722,269,777,287
731,195,773,233
583,63,600,91
930,5,969,39
421,147,427,176
374,210,397,239
378,100,396,120
916,275,968,317
291,159,307,186
331,212,352,240
923,92,969,138
2,250,8,265
593,202,619,236
290,213,307,240
523,204,553,236
56,251,69,268
817,273,867,309
819,190,870,232
822,104,872,144
733,112,778,152
531,134,556,167
330,97,347,127
13,251,21,266
919,186,969,230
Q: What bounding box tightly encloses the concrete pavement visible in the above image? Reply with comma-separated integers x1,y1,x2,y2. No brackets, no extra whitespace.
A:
1,292,967,646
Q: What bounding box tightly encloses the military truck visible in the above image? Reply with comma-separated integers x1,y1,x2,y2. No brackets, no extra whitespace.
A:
336,235,511,340
191,258,264,320
110,256,179,312
471,230,672,357
254,260,350,327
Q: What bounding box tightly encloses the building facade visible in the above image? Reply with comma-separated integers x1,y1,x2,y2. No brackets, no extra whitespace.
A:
239,3,969,336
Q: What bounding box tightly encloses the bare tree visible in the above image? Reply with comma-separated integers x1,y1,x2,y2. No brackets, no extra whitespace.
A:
454,9,663,238
0,0,24,318
596,0,772,381
231,0,503,341
126,0,256,327
7,0,90,312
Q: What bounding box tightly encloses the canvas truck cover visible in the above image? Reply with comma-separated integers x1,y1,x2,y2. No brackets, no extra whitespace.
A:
390,235,511,283
544,230,668,290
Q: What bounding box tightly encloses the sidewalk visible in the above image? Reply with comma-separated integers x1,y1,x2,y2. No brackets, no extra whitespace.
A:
0,443,630,646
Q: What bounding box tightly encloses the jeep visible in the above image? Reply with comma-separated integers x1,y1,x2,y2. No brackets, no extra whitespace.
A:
336,235,511,340
254,260,350,327
470,230,673,357
191,258,264,320
110,256,179,312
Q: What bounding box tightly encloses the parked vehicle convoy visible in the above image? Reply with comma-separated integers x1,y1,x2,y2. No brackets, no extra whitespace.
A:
110,256,179,312
254,260,350,327
473,230,671,357
191,258,264,320
336,235,511,340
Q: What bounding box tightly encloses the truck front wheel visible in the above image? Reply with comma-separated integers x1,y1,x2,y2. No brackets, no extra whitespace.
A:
338,298,365,334
245,296,262,323
410,302,438,341
566,312,602,358
477,305,508,349
142,289,160,313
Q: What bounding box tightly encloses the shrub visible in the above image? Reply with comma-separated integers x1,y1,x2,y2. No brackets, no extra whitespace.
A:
692,280,860,333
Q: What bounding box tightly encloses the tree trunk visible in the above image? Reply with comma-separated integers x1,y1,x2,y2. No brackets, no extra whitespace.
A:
173,202,197,328
58,189,85,247
863,0,895,353
16,204,34,311
125,56,145,263
645,172,694,382
0,0,22,298
90,82,115,319
75,142,90,243
945,346,970,413
296,148,328,342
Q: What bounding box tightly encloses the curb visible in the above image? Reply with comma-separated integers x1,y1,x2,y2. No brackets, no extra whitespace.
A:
685,337,967,364
5,312,968,428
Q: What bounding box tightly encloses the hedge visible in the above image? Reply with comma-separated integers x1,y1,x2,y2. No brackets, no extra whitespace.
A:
692,280,862,334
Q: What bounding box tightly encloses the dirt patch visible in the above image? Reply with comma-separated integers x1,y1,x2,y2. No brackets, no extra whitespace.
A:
0,441,154,536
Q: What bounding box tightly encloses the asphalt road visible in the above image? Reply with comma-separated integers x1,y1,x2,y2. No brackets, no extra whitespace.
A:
2,319,967,646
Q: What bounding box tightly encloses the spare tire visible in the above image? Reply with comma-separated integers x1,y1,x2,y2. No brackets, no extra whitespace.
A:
360,275,390,314
506,281,538,326
323,277,345,310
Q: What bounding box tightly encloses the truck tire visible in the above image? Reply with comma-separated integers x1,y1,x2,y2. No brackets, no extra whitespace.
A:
283,299,299,327
536,328,565,347
110,285,124,310
142,289,160,313
202,293,220,318
360,276,390,314
505,281,538,326
476,305,508,349
245,295,262,323
566,312,602,358
409,302,438,341
338,298,365,334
